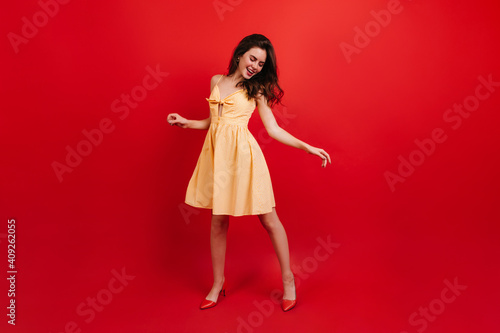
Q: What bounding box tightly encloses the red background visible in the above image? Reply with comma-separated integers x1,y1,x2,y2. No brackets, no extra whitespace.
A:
1,0,500,332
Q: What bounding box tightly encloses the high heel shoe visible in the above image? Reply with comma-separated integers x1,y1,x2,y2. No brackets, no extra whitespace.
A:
281,275,296,312
200,279,226,310
281,296,296,312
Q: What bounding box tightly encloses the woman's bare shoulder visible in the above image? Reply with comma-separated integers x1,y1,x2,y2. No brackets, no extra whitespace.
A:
210,74,223,84
210,74,223,91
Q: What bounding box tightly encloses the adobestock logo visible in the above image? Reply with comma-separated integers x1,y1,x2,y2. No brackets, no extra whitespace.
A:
340,0,414,64
385,73,499,192
213,0,244,22
50,267,135,333
230,235,340,333
51,64,169,183
8,0,73,54
399,277,467,333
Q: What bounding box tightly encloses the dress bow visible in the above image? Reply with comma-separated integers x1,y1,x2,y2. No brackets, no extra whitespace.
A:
206,98,234,105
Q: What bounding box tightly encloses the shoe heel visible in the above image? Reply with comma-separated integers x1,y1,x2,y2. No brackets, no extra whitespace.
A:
200,279,226,310
220,281,227,297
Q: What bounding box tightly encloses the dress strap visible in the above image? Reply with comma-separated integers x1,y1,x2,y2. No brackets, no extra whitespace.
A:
216,74,224,86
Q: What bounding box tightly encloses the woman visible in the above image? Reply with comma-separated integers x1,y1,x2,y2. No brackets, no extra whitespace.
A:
167,34,331,312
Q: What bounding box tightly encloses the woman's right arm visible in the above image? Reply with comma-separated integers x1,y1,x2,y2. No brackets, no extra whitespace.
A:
167,113,211,129
167,75,219,130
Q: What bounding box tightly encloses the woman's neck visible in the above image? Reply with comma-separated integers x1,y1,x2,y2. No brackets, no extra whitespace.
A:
228,72,244,86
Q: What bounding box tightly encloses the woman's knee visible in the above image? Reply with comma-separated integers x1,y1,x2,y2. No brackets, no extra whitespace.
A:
258,208,280,229
211,215,229,230
259,215,280,231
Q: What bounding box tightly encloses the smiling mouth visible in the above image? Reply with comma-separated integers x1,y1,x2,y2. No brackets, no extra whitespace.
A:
247,68,256,75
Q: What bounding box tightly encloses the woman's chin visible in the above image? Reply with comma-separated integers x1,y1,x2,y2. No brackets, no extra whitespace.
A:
240,69,254,80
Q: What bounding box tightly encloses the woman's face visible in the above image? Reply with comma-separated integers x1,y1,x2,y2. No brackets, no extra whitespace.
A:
238,47,266,79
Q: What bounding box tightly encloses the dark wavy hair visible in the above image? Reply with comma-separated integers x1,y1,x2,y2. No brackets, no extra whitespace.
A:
226,34,284,107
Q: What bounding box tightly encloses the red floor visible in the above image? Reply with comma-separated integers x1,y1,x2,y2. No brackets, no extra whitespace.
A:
2,178,499,333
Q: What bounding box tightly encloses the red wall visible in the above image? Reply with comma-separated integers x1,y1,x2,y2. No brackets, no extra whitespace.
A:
2,0,499,332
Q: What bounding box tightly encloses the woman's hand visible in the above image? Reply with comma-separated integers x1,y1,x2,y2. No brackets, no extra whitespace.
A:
167,113,189,128
305,144,332,168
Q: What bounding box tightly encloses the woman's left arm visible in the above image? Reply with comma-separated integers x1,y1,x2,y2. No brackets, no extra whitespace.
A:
256,95,332,168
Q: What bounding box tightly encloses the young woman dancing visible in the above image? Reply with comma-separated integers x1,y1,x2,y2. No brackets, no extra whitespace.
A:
167,33,331,312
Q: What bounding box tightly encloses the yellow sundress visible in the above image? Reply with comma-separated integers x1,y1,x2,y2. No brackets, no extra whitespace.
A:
184,74,276,216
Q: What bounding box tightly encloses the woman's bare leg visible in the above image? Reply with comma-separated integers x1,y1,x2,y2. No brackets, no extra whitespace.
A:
204,213,229,302
258,207,296,300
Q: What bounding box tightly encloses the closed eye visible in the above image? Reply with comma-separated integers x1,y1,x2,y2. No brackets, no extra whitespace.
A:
251,57,264,67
